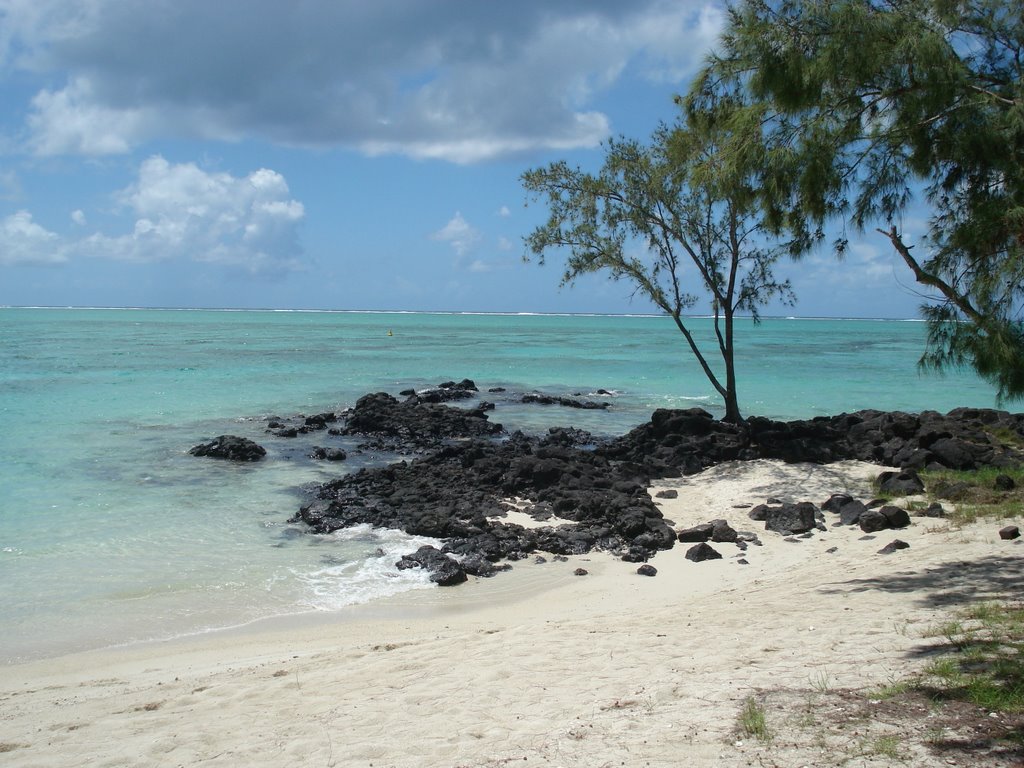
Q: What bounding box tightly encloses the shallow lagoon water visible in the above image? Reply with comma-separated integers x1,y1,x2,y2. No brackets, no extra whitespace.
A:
0,308,1002,662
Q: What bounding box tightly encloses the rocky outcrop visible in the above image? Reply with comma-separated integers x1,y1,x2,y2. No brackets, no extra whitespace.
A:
522,393,610,410
290,430,675,567
396,545,467,586
751,501,820,535
685,542,722,562
402,379,479,404
602,407,1024,478
310,447,347,461
278,384,1023,586
877,469,925,496
341,391,502,446
189,435,266,461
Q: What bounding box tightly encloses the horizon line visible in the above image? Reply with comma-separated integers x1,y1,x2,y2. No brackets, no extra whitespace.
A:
0,304,923,322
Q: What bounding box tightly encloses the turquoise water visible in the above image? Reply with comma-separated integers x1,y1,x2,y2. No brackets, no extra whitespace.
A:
0,308,1004,662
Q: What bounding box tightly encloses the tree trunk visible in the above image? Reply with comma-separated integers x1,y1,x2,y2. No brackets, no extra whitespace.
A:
721,307,743,423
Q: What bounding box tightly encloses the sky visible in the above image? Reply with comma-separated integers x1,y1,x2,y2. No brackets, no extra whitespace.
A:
0,0,933,317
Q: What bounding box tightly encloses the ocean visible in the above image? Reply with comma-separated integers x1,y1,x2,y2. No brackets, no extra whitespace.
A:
0,307,1004,663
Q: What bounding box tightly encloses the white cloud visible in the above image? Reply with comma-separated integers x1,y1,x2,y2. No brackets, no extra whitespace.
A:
497,236,513,251
70,209,86,225
497,206,511,218
76,156,305,273
27,77,153,155
0,210,65,265
7,0,722,162
431,211,480,257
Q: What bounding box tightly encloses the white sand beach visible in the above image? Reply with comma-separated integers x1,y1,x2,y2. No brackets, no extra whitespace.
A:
2,459,1020,767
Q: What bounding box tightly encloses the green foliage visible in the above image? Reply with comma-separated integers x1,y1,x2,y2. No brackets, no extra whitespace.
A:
920,464,1024,523
921,602,1024,713
862,734,903,759
738,695,772,741
688,0,1024,401
522,121,795,423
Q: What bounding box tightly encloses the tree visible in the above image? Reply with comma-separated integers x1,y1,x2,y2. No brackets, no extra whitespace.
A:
521,123,795,423
687,0,1024,401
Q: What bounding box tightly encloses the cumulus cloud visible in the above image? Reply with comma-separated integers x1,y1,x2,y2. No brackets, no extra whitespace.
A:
27,77,153,155
431,211,480,257
0,210,65,265
76,156,305,273
497,206,511,218
5,0,723,162
70,209,86,225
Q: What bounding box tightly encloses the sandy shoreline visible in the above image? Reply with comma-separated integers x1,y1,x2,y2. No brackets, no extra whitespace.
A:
2,459,1021,767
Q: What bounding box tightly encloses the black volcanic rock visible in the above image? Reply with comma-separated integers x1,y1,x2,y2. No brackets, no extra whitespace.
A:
685,542,722,562
341,391,502,447
284,389,1024,589
877,469,925,496
762,502,818,535
290,432,675,567
310,446,347,461
600,407,1024,478
878,539,910,555
879,505,911,529
522,393,610,410
407,379,480,404
837,500,867,526
396,545,467,586
189,435,266,461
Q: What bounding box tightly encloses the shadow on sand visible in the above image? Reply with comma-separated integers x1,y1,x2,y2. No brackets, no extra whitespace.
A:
821,551,1024,762
818,551,1024,610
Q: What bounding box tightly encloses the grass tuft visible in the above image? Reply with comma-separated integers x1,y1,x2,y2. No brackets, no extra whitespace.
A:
738,695,771,742
920,601,1024,713
920,466,1024,525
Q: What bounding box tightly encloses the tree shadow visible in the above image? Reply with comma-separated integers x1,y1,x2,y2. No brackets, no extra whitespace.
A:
822,554,1024,763
818,553,1024,610
671,459,879,504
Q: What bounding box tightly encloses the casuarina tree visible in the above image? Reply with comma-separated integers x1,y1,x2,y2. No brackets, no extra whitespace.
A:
522,119,795,424
688,0,1024,401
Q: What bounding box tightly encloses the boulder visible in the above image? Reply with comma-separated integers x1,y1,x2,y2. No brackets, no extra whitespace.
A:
304,412,337,429
928,437,976,470
879,505,911,529
748,504,769,522
396,545,467,586
876,469,925,496
310,447,347,461
858,509,890,533
709,518,739,543
929,479,971,500
677,523,713,543
189,435,266,461
763,502,818,535
637,564,658,577
837,500,867,526
999,526,1021,541
685,542,723,562
995,474,1017,491
878,539,910,555
522,393,610,410
916,502,947,518
822,493,854,514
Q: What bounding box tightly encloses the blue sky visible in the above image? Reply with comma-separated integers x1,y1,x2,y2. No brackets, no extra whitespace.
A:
0,0,931,317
